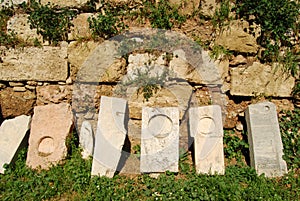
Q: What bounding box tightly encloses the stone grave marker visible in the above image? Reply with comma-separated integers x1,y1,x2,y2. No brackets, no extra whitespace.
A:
140,107,179,173
0,115,31,174
79,121,94,159
189,105,225,175
91,96,129,178
26,103,73,169
245,102,287,177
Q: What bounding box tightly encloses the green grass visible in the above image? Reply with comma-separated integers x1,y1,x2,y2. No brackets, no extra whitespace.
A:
1,111,299,200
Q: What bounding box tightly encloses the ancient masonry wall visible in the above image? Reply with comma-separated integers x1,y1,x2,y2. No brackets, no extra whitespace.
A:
0,0,297,129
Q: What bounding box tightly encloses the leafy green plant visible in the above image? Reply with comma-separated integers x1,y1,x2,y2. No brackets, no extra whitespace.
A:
236,0,299,62
88,3,126,39
116,65,169,101
223,130,249,165
210,45,233,60
0,3,19,47
279,108,300,170
27,0,77,44
141,0,186,29
212,0,233,29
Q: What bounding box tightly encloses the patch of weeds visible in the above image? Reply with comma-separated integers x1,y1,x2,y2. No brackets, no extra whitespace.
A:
223,130,249,165
212,0,233,29
88,2,126,39
0,3,20,47
132,144,141,157
141,0,186,29
116,64,169,101
236,0,299,62
210,45,233,60
279,108,300,170
279,49,299,78
27,0,77,45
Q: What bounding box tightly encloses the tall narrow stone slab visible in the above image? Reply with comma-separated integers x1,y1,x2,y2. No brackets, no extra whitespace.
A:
189,105,224,175
141,107,179,173
91,96,128,178
245,102,287,177
26,103,73,169
0,115,31,174
79,121,94,159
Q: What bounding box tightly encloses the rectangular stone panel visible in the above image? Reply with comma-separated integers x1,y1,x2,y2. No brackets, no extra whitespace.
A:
0,44,68,81
189,105,224,175
0,115,31,174
141,107,179,173
91,96,129,178
245,102,288,177
26,103,73,169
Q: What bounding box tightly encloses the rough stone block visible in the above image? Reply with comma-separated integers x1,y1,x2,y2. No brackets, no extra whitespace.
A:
141,107,179,173
40,0,89,7
0,44,68,81
26,103,73,169
7,14,43,45
68,13,93,40
91,96,128,178
189,105,225,175
0,88,36,119
230,62,295,97
79,120,94,159
215,20,258,53
245,102,288,177
0,115,31,174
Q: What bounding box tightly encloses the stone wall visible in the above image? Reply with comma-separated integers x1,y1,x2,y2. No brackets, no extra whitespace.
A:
0,0,298,133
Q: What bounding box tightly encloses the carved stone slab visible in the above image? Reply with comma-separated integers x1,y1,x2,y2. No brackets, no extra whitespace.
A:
141,107,179,173
26,103,73,169
0,115,31,174
245,102,287,177
91,96,128,178
189,105,224,175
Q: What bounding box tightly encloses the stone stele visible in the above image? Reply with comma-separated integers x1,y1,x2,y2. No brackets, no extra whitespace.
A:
0,115,31,174
79,120,94,159
26,103,73,169
189,105,225,175
141,107,179,173
91,96,129,178
245,102,288,177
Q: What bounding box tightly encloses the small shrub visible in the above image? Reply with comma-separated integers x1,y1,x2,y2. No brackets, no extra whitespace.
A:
0,3,19,47
236,0,299,62
27,0,77,44
141,0,186,29
88,3,126,39
212,0,233,29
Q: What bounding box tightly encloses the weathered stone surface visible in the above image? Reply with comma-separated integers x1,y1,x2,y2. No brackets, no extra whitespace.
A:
0,0,27,8
36,85,72,105
169,0,200,15
215,20,258,53
13,86,26,92
141,107,179,173
68,13,93,40
230,62,295,97
0,88,35,118
91,96,128,178
79,121,94,159
199,0,216,17
0,115,31,174
8,82,24,87
7,14,42,45
170,49,203,84
0,44,68,81
26,103,73,169
245,102,288,177
189,105,225,175
40,0,89,7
